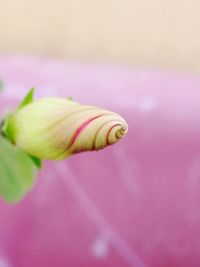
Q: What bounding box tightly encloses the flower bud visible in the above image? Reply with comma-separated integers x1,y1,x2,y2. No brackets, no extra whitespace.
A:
7,97,128,160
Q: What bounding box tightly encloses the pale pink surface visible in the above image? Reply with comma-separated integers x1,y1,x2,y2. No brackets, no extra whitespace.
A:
0,56,200,267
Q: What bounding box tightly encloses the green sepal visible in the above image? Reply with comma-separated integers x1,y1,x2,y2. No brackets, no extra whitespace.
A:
18,87,35,110
2,114,15,143
2,88,35,143
0,135,37,203
29,155,42,169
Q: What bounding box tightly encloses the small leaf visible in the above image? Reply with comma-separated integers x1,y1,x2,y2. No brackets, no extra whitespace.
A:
0,80,4,92
18,87,35,110
29,155,42,169
0,136,37,203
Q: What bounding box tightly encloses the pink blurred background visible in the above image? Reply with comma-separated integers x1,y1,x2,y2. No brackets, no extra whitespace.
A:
0,56,200,267
1,1,200,266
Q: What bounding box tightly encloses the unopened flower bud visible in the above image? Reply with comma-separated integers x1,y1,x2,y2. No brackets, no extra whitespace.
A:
5,97,128,160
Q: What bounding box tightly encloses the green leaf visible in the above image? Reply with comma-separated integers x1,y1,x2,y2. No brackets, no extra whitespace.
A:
0,136,37,203
18,87,35,110
29,155,42,169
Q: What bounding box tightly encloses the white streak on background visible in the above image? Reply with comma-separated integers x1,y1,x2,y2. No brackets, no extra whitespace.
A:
0,257,12,267
91,235,109,260
55,162,147,267
114,148,143,200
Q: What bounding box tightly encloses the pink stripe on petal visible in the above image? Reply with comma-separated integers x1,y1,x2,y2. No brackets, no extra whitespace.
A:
68,115,104,149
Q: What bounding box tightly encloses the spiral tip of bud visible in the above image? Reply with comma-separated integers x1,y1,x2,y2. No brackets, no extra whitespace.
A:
70,113,128,155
